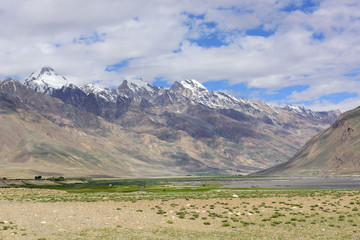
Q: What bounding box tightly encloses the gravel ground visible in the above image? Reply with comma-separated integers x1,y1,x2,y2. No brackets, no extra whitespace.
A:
1,188,360,239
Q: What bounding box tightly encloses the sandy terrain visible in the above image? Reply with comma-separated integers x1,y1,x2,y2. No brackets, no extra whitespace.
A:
1,188,360,239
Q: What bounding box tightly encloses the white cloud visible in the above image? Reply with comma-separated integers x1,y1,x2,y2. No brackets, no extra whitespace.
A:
0,0,359,110
305,97,360,112
288,80,360,102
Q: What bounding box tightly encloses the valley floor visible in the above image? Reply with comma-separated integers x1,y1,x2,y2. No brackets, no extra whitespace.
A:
1,187,360,239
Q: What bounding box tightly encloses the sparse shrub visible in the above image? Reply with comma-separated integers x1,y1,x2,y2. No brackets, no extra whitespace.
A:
3,225,10,230
271,221,282,226
156,209,166,214
271,212,285,218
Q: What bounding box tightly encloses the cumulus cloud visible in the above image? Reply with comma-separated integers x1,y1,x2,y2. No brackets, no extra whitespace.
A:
0,0,359,111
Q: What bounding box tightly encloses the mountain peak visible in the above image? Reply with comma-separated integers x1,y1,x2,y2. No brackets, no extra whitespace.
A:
126,78,149,88
283,104,321,117
283,105,309,113
117,78,155,98
179,79,207,91
40,66,56,74
170,79,208,99
24,66,68,93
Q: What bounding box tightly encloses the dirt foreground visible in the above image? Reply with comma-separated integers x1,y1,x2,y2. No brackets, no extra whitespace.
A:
1,188,360,239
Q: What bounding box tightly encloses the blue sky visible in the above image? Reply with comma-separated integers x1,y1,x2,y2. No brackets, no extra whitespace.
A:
0,0,359,111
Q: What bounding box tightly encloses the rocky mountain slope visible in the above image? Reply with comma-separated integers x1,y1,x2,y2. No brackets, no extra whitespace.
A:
255,106,360,176
0,67,342,177
0,79,217,178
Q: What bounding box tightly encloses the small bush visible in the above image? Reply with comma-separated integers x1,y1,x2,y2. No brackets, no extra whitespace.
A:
156,209,166,214
271,221,282,226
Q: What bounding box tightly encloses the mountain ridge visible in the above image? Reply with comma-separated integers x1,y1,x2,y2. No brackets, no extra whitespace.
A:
24,67,341,121
0,67,343,177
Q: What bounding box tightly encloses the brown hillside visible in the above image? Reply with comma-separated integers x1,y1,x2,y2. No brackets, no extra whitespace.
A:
255,106,360,176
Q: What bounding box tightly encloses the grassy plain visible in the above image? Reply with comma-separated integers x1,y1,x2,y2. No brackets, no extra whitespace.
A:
0,178,360,239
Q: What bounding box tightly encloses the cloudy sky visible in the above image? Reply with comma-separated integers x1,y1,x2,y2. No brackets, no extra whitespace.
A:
0,0,359,111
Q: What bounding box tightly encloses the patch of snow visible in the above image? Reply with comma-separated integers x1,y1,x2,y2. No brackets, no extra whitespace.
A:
3,79,17,92
179,79,207,92
127,78,149,88
248,102,260,111
284,105,318,118
288,105,303,113
81,84,104,94
267,104,279,114
125,78,155,94
81,84,116,102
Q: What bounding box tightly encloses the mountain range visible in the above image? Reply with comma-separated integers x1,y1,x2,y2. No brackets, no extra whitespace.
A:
0,67,341,178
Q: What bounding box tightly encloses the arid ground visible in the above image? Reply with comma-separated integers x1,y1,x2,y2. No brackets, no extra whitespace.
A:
1,183,360,239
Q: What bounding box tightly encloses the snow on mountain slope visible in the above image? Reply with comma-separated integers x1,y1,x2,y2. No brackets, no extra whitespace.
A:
171,79,267,114
284,105,316,116
282,105,342,121
179,79,207,92
81,84,105,95
23,68,270,114
127,78,153,91
23,67,341,125
24,67,69,93
169,78,342,127
80,84,116,102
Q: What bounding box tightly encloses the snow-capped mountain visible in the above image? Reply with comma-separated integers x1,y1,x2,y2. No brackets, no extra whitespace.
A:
171,79,238,108
0,66,340,177
114,79,163,101
23,67,341,126
169,79,341,126
23,67,341,123
171,79,270,116
24,67,69,94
